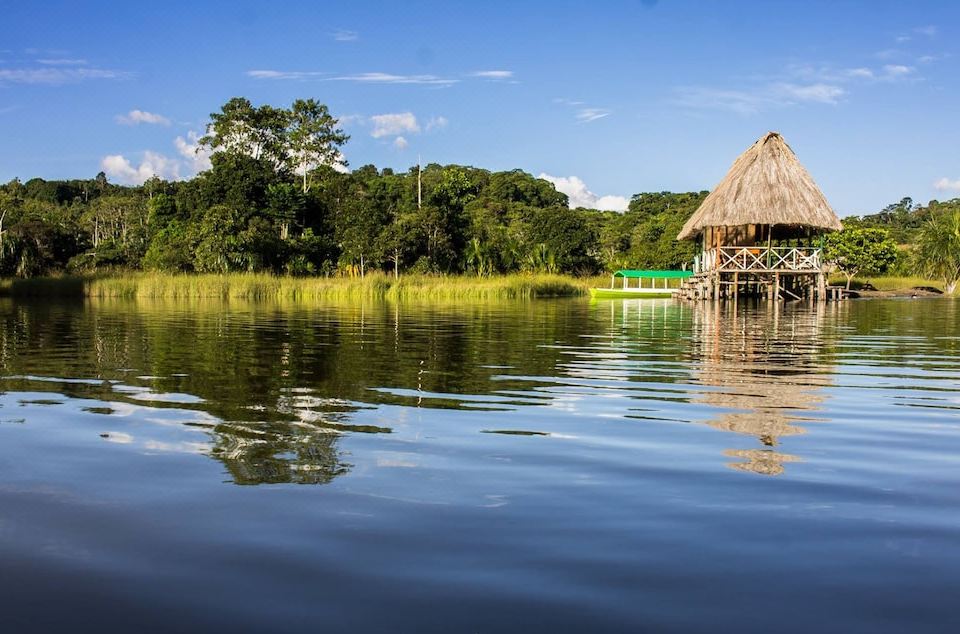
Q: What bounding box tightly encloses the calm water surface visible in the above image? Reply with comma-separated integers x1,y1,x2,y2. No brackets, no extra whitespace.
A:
0,296,958,632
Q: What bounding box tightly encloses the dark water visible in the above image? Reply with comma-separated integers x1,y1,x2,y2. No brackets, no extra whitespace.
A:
0,296,958,632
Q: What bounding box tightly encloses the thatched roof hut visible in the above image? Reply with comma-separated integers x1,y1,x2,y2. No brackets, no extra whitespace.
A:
678,132,842,241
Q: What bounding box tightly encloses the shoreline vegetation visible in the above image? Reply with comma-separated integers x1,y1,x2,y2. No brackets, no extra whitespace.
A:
1,99,957,294
0,272,947,302
0,272,596,300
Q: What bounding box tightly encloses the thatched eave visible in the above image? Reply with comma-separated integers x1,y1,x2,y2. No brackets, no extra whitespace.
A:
678,132,842,241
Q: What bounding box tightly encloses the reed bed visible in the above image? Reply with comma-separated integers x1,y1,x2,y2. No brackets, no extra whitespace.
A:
6,272,593,301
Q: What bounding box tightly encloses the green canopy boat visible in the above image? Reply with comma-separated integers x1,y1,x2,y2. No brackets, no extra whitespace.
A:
590,269,693,299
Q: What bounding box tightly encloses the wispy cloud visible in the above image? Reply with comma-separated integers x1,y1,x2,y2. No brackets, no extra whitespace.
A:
247,69,458,85
555,99,611,123
914,25,938,37
677,55,927,115
538,174,629,211
392,136,408,150
0,66,132,85
331,30,358,42
934,177,960,192
674,87,778,115
246,69,326,80
881,64,914,79
115,109,171,126
425,115,448,131
576,107,611,122
36,58,87,66
471,70,513,79
370,112,420,138
331,72,458,85
774,82,845,104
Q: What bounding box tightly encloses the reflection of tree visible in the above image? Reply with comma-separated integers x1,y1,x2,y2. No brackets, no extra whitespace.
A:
210,420,350,485
690,301,837,476
0,297,594,485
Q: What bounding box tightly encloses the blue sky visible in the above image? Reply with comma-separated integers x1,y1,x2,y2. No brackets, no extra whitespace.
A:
2,0,958,216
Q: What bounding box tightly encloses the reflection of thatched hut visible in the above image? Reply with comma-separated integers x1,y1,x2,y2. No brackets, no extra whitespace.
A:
691,302,834,475
677,132,843,300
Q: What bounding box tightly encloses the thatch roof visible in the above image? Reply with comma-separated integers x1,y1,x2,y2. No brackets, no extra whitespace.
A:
678,132,842,240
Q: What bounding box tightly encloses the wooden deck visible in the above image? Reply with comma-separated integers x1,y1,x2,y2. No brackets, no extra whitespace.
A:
695,247,822,274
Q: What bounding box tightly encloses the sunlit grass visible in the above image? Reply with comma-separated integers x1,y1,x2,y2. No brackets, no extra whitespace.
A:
5,272,594,300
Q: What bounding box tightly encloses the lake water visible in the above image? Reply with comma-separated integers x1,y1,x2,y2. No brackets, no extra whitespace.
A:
0,296,958,632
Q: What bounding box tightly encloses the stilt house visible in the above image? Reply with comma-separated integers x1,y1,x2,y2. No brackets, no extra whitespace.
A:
677,132,843,300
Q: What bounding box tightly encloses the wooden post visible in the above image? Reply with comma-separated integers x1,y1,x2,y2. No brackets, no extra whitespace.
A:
774,272,780,302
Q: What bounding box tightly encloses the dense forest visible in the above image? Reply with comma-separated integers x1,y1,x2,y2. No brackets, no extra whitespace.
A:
0,97,707,279
0,97,956,282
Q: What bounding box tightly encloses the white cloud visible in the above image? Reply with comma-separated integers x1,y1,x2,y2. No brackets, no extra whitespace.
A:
331,72,458,85
576,107,611,122
472,70,513,79
101,130,212,185
174,131,212,172
846,67,874,79
0,67,132,85
674,87,777,115
101,151,181,185
425,115,448,131
934,177,960,192
246,69,326,80
538,174,629,211
881,64,914,78
36,58,87,66
115,109,171,126
775,82,845,104
677,81,845,114
914,25,938,37
332,30,358,42
370,112,420,138
248,70,457,85
393,136,409,150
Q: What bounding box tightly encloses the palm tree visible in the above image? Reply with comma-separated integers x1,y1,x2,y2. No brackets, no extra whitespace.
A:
914,209,960,294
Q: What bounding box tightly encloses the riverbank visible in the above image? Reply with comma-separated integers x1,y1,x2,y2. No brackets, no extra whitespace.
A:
0,272,949,302
0,272,596,301
829,275,948,298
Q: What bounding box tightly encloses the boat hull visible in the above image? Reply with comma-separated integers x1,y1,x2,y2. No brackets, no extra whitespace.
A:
590,288,677,299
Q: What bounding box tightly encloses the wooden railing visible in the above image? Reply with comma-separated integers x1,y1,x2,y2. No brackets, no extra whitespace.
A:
694,247,822,273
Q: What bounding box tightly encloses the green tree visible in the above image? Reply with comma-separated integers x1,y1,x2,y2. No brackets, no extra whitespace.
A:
914,208,960,294
824,227,899,290
286,99,349,193
192,205,248,273
200,97,290,168
143,220,193,272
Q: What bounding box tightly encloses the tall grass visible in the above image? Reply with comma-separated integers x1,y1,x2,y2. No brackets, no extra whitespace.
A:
6,272,593,301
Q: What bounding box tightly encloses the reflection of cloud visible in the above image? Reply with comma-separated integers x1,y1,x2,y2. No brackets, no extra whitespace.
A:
143,440,208,454
101,432,134,444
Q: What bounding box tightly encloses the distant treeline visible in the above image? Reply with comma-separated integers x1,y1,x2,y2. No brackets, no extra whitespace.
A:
0,106,706,278
1,97,956,281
